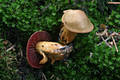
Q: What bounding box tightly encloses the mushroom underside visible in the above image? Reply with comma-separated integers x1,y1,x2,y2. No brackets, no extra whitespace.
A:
26,31,51,68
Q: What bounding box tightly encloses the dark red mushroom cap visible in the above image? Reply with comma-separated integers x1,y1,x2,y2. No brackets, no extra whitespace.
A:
26,31,51,68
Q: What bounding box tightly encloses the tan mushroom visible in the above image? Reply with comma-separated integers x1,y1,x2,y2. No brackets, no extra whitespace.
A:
59,9,94,44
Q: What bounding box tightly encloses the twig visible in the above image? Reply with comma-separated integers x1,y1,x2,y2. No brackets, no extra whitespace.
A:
42,72,47,80
96,29,108,36
97,32,119,46
111,32,119,36
108,2,120,4
19,48,23,57
90,52,93,58
6,44,15,52
109,42,113,46
50,74,55,79
112,36,118,52
105,32,109,37
101,36,112,48
97,36,111,46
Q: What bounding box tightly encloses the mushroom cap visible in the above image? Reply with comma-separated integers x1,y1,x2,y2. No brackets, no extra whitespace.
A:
26,31,51,68
62,9,94,33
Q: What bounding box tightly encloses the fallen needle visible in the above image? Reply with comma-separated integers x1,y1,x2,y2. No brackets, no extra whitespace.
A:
101,36,112,48
112,36,118,52
6,45,15,52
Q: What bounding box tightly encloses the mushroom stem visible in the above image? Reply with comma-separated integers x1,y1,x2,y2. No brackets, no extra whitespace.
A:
59,26,77,44
39,50,48,64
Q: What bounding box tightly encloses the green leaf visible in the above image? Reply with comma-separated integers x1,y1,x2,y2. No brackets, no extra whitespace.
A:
115,19,119,23
108,22,113,25
115,15,120,18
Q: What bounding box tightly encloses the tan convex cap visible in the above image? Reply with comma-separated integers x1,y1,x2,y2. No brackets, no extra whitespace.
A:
62,9,94,33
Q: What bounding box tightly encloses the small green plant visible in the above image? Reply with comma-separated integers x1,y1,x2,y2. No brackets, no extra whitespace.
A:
0,39,19,80
107,7,120,27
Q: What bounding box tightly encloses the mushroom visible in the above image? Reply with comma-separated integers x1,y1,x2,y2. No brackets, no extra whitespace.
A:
59,9,94,44
26,31,51,68
26,31,73,68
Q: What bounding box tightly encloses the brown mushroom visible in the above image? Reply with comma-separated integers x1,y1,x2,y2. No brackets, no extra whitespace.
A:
59,9,94,44
26,31,51,68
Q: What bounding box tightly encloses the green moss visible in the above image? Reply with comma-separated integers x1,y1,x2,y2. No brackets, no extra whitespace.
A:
0,0,120,80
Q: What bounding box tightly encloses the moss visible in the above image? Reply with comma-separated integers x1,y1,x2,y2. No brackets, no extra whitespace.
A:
0,0,120,80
